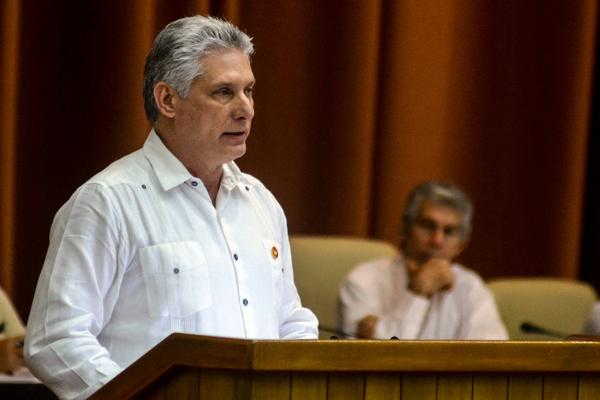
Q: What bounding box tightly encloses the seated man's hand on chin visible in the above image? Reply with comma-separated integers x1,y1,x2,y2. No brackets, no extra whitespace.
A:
356,315,379,339
406,258,455,297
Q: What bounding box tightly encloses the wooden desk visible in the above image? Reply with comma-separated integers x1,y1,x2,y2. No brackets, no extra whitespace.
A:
91,334,600,400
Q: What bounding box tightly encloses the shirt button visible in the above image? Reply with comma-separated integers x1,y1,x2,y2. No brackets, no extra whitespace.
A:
245,186,250,191
233,254,239,261
173,268,180,274
141,184,147,189
243,298,248,306
191,181,198,187
271,246,279,259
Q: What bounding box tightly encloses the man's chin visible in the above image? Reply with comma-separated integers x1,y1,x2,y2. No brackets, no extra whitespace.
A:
224,144,247,163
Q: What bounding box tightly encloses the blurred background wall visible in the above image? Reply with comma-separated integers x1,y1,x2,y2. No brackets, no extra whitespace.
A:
1,0,598,319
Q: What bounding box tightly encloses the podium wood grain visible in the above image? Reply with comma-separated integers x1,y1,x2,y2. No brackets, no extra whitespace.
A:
88,335,600,400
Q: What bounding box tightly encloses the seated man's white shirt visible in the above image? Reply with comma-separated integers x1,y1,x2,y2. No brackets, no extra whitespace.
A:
339,256,508,340
25,130,318,400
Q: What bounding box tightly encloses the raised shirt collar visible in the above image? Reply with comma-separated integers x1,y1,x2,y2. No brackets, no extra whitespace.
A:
142,129,252,192
142,129,192,191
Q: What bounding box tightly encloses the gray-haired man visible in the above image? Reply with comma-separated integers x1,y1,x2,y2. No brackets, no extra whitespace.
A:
339,182,507,340
25,16,317,400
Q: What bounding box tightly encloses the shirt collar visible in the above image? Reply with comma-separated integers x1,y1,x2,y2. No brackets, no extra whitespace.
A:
142,129,192,191
142,129,254,192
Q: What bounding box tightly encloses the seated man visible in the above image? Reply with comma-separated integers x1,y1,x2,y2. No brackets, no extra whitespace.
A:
339,181,507,339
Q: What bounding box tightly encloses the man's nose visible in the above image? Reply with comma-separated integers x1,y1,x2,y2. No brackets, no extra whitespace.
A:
429,229,445,247
233,94,254,120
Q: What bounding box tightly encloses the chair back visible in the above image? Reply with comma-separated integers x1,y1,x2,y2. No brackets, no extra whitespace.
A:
291,235,398,338
487,278,597,340
0,287,25,339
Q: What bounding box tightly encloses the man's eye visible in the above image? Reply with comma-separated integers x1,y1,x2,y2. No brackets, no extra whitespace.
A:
214,88,232,96
245,87,254,97
444,227,459,236
417,219,436,231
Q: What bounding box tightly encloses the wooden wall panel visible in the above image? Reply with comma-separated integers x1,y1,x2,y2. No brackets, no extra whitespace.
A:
542,375,578,400
133,369,197,400
291,373,328,400
364,373,401,400
251,372,290,399
113,369,600,399
401,375,437,400
197,370,247,399
163,368,200,399
579,374,600,400
508,375,542,400
473,375,508,400
328,373,365,400
437,375,473,400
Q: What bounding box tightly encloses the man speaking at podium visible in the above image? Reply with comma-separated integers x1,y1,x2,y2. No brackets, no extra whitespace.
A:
339,182,507,340
24,16,318,400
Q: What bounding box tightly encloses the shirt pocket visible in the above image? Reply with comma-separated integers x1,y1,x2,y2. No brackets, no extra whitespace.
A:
139,241,212,318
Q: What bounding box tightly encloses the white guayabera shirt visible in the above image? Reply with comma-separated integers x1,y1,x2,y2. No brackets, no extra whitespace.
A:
25,130,318,400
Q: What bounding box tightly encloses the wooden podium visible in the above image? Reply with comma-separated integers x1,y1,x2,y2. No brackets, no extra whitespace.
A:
90,334,600,399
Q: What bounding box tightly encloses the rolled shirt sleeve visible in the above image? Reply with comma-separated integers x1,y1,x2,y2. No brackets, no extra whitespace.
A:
25,185,125,400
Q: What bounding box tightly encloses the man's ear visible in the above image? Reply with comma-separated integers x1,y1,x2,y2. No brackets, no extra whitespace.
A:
153,82,178,119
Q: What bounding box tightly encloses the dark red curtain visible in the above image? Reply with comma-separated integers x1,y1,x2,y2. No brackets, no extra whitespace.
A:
1,0,597,318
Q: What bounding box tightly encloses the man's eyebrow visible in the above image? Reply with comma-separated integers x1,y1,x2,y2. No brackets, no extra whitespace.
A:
211,78,255,86
417,217,459,227
209,80,232,87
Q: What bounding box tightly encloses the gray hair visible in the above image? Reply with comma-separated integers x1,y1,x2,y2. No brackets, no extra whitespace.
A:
402,181,473,239
143,15,254,122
